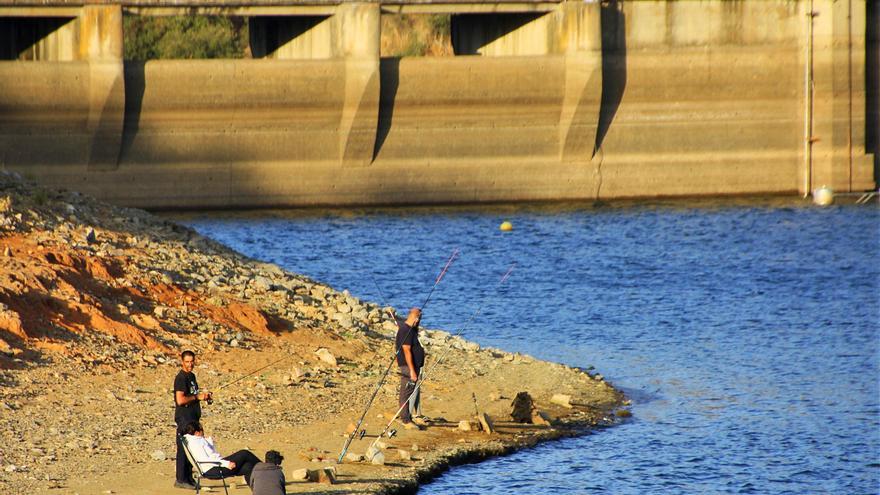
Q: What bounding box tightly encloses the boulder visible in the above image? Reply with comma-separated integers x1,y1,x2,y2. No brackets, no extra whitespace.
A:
477,413,495,434
531,411,553,426
290,468,309,480
307,467,336,484
457,420,480,432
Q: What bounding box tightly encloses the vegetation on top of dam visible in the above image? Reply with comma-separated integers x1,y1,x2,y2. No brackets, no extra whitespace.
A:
122,13,452,60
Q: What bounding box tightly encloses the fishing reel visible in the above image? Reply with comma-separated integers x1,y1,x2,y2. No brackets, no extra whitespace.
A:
387,429,397,438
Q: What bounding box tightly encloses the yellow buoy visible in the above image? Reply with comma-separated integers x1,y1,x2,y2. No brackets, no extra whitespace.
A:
499,221,513,232
812,186,834,206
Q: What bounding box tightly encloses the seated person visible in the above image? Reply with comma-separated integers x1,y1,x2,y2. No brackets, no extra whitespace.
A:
249,450,286,495
183,421,261,485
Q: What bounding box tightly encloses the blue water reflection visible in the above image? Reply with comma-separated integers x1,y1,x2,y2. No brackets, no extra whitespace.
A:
175,200,880,494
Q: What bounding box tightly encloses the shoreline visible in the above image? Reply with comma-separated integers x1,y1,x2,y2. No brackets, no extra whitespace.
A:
0,172,625,494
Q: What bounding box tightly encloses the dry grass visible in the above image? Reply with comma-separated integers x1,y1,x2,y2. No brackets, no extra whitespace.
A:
381,14,454,57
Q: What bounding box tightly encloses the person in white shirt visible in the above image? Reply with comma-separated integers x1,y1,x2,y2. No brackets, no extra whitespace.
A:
183,421,261,485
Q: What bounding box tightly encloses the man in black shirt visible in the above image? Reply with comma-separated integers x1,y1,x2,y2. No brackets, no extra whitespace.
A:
395,308,424,428
173,349,212,489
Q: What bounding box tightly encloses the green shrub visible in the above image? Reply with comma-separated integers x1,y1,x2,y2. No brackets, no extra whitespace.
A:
124,16,249,60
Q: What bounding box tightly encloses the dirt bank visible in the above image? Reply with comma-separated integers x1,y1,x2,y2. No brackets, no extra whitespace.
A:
0,172,624,494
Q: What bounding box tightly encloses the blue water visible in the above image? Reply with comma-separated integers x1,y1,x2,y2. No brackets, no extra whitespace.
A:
174,200,880,494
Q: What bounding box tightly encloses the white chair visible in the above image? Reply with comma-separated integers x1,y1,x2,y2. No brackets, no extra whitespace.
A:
181,436,230,495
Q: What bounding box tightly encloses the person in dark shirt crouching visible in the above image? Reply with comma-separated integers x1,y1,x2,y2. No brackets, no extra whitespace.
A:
249,450,286,495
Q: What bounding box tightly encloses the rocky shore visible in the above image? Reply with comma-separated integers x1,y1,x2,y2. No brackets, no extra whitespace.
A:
0,173,624,494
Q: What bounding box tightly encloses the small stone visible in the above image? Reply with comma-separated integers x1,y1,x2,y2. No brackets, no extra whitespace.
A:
531,411,553,426
457,420,479,432
344,452,363,463
370,452,385,465
615,409,632,418
365,446,381,460
290,468,309,480
85,228,97,244
550,393,574,408
3,246,10,256
315,348,337,367
398,449,411,461
153,306,167,319
150,450,166,461
411,443,420,452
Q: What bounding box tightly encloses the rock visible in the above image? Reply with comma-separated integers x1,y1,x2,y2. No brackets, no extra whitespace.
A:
531,411,553,426
153,306,167,319
3,246,10,256
457,420,479,432
336,303,351,314
344,452,363,463
463,341,480,352
615,409,632,418
550,393,574,408
290,468,309,480
370,452,385,466
4,464,16,473
365,445,381,460
306,468,336,484
398,449,411,461
252,276,272,291
373,440,388,450
411,444,420,452
315,348,337,367
510,391,535,423
150,450,166,461
0,337,14,357
85,227,97,244
477,413,495,434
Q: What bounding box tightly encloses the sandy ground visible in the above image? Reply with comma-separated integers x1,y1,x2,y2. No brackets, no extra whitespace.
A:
0,173,625,495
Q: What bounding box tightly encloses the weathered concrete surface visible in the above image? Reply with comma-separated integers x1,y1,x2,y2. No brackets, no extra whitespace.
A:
0,0,875,208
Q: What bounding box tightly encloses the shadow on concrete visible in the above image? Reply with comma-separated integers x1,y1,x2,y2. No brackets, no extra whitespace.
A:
867,0,879,182
0,17,74,60
450,13,544,55
373,58,400,161
594,0,627,157
249,16,328,58
120,61,146,163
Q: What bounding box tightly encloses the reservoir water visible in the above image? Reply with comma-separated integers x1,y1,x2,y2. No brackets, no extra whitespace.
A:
175,199,879,494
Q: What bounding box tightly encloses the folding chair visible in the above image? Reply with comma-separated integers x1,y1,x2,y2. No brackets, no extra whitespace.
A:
181,436,230,495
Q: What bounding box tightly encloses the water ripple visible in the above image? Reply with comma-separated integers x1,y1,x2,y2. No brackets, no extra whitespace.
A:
175,200,880,495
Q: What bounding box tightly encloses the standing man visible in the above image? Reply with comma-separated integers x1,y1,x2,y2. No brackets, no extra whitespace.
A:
174,349,212,490
396,308,424,429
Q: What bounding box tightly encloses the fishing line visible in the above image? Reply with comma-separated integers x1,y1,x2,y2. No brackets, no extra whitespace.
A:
366,263,515,450
337,248,460,463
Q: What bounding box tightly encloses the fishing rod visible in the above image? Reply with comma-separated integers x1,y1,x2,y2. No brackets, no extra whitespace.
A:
337,249,460,463
212,354,294,393
366,263,515,449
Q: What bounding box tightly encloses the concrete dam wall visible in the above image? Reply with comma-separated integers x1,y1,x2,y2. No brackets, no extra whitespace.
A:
0,0,876,209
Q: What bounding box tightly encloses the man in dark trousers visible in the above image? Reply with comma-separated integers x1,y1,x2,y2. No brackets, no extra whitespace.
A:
396,308,424,429
173,349,212,489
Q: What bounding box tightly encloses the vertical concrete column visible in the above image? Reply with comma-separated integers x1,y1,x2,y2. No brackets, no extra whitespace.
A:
335,3,380,167
557,1,603,163
809,0,875,192
79,5,124,170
